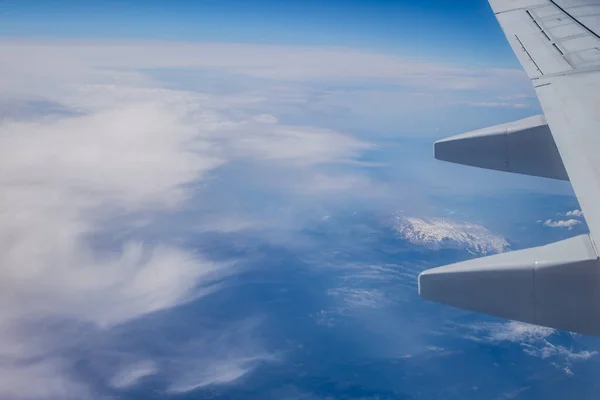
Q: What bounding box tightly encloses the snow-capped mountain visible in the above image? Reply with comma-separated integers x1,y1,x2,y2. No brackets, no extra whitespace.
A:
394,216,509,255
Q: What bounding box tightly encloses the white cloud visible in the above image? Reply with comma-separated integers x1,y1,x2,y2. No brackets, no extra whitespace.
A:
498,386,531,399
0,38,537,397
543,219,581,229
193,216,269,233
0,358,92,400
168,356,271,394
327,287,389,309
462,101,529,108
0,40,531,96
496,94,536,101
165,318,278,394
0,85,232,328
472,321,555,343
541,209,584,229
0,83,235,398
0,40,385,397
223,119,370,166
466,321,597,374
1,88,224,208
289,172,385,198
109,360,158,389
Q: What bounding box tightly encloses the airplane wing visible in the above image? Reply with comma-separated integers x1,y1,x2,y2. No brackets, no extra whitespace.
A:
418,0,600,336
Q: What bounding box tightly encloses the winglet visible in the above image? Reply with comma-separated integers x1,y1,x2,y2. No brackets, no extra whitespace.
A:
419,234,600,336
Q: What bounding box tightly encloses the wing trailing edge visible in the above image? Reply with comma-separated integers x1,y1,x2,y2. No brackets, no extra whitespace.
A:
434,115,568,181
419,234,600,336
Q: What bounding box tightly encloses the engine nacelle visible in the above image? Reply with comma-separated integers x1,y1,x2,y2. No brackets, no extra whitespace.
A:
434,115,568,181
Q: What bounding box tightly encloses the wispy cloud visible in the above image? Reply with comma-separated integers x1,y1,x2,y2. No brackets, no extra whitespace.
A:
543,219,581,229
0,38,537,397
496,94,536,100
0,40,531,95
327,287,390,310
168,355,274,394
0,358,92,400
0,40,386,397
497,386,531,399
0,83,235,398
566,209,583,217
469,321,555,343
465,321,597,375
165,318,278,394
109,360,158,389
462,101,530,108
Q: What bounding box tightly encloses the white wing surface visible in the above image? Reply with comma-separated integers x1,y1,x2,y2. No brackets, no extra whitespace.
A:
419,0,600,336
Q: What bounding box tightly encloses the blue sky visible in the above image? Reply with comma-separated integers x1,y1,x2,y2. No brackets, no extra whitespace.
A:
1,0,518,66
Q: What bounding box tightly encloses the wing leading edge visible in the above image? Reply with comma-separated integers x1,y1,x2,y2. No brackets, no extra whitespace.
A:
418,0,600,336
